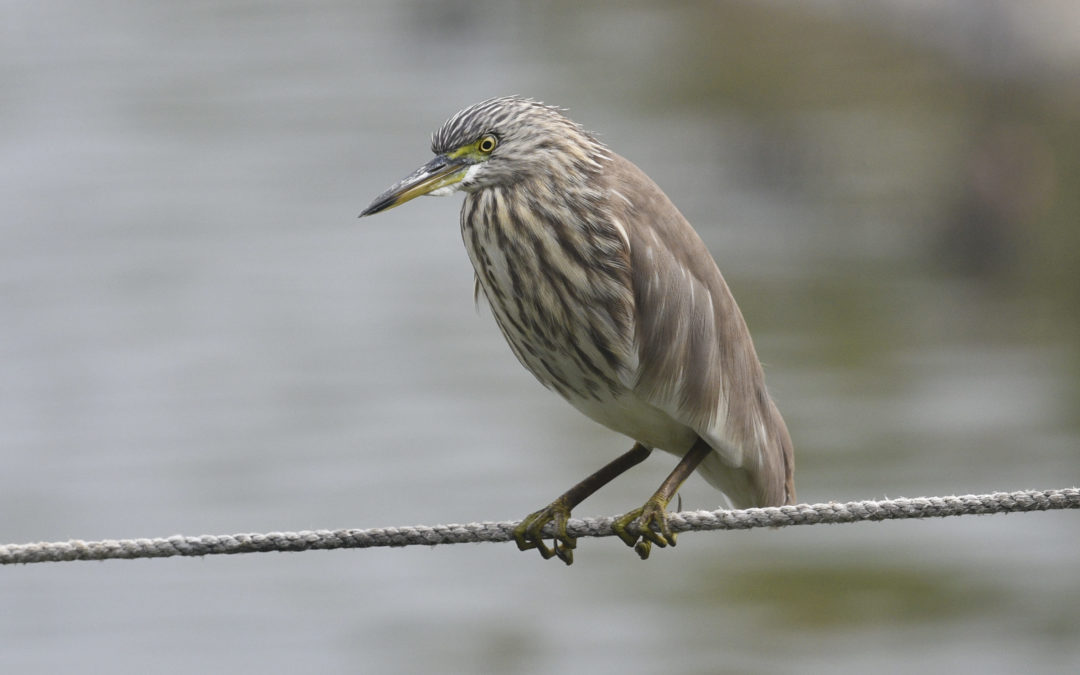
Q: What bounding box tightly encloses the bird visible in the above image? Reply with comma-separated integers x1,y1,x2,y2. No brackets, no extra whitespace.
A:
360,96,794,564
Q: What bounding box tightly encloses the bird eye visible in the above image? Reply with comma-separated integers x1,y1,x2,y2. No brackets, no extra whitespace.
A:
477,134,498,154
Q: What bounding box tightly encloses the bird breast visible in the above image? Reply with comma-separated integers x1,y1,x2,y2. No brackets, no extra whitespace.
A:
460,184,640,408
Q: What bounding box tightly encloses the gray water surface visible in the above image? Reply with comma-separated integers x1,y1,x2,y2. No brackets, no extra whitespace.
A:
2,2,1078,673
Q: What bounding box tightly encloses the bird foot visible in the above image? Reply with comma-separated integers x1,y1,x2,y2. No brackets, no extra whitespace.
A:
513,497,576,565
612,497,676,560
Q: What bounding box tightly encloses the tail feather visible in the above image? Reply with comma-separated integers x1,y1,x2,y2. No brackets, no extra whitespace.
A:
695,395,795,509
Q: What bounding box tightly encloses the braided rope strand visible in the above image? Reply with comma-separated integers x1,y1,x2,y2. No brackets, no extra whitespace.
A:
2,488,1076,565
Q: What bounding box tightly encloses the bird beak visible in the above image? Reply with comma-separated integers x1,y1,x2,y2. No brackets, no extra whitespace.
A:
359,154,470,217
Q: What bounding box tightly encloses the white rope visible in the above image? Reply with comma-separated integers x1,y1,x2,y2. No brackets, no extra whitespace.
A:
2,488,1076,565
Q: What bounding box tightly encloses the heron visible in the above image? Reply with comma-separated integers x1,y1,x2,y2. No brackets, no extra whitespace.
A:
361,96,794,564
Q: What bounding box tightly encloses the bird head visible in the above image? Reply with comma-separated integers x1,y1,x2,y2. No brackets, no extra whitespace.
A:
360,96,606,217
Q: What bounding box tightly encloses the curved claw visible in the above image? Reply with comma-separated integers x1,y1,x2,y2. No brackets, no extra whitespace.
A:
612,506,645,548
612,498,676,560
513,498,576,565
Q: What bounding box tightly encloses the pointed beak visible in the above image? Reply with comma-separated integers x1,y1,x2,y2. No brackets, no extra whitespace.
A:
359,154,471,217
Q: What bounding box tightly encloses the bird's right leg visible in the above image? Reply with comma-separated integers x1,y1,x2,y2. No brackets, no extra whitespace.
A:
515,442,652,565
612,437,712,560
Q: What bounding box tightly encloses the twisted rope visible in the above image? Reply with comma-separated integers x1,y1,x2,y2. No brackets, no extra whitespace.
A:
2,488,1076,565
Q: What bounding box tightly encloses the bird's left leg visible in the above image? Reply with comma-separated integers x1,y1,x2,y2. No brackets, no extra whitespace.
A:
515,442,652,565
613,437,712,560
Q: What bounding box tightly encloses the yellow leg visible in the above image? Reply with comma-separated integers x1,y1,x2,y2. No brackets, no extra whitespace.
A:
612,438,712,560
514,443,651,565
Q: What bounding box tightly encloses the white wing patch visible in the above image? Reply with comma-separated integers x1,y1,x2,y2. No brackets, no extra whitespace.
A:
610,217,631,253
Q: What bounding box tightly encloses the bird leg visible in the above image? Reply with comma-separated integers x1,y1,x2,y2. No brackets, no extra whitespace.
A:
613,438,712,560
515,442,652,565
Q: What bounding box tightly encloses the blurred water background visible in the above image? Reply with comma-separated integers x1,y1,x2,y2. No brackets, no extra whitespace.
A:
2,1,1078,673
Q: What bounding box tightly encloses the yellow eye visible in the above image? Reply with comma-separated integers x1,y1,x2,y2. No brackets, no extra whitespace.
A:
477,134,498,154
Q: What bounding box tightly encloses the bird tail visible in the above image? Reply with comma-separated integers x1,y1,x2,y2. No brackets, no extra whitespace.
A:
764,396,796,507
695,394,795,509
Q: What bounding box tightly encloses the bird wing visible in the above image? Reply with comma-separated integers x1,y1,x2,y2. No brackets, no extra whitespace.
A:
606,154,794,507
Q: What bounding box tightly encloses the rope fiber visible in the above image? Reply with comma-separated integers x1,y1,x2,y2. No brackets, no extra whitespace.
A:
2,488,1076,565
